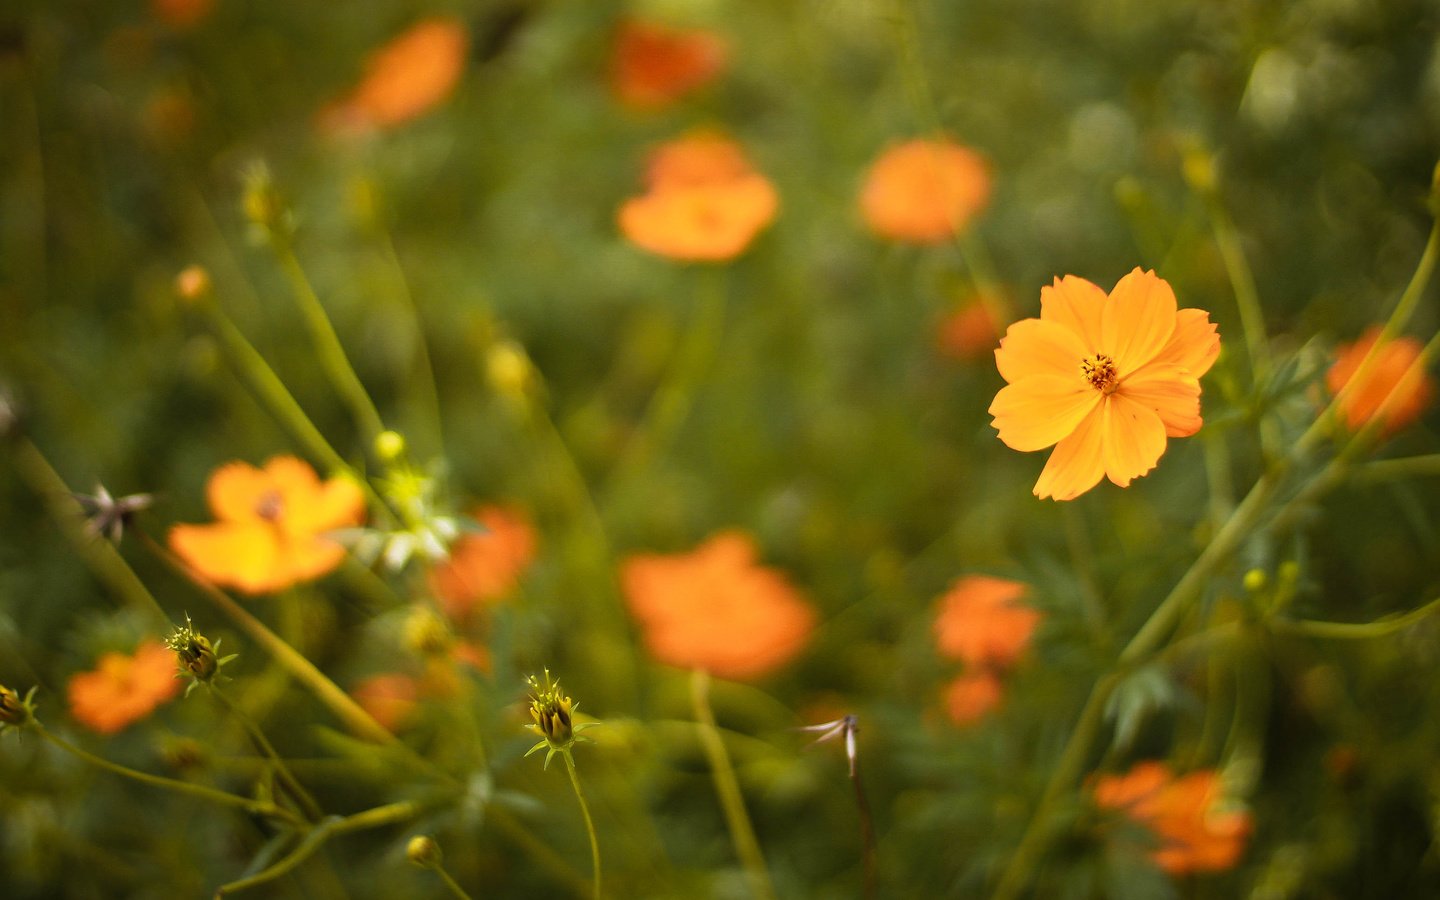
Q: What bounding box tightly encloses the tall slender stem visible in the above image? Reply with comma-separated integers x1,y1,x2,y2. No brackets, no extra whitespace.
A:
212,687,323,822
562,750,603,900
690,669,777,900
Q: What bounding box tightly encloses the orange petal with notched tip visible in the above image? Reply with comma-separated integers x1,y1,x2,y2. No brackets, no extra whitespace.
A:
1103,269,1177,376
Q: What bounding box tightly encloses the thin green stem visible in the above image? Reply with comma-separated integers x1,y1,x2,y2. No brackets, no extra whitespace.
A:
11,439,168,623
562,751,602,900
377,225,445,456
1353,453,1440,484
215,801,419,897
690,669,777,900
1203,189,1272,386
271,240,387,444
35,724,304,828
136,530,395,745
432,865,475,900
1271,596,1440,640
212,687,323,822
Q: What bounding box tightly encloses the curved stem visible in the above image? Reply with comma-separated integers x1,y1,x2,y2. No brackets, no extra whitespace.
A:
690,669,777,900
1271,595,1440,640
562,750,602,900
212,687,323,822
35,724,303,828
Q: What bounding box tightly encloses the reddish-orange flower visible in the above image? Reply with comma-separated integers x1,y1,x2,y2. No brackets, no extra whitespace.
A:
1325,326,1433,434
169,456,365,595
610,19,729,111
320,17,469,134
68,640,182,735
1094,761,1252,875
352,673,420,734
990,269,1220,501
934,575,1042,669
938,296,1002,361
942,669,1003,725
428,505,537,622
860,138,991,243
618,132,778,262
621,531,816,679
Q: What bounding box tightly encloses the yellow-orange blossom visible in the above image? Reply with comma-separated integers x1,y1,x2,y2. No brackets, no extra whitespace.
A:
990,269,1219,501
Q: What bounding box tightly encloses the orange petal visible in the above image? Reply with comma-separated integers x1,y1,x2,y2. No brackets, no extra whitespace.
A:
206,461,273,522
1039,275,1106,353
1033,403,1107,500
1145,308,1220,378
288,472,366,535
1103,269,1177,376
989,376,1100,452
1119,367,1203,437
1101,393,1168,487
169,522,284,594
994,318,1091,385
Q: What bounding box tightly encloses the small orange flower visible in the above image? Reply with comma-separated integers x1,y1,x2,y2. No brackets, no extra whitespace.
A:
610,19,729,111
621,531,816,680
320,17,469,134
618,132,778,262
938,297,1002,361
989,269,1220,501
428,505,537,622
860,138,992,243
68,640,182,735
1094,761,1252,875
150,0,214,29
942,670,1003,725
169,456,365,595
352,673,420,734
934,576,1041,669
1325,326,1434,434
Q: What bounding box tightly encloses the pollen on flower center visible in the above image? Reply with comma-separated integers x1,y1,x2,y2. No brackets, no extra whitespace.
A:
255,490,284,521
1081,354,1118,393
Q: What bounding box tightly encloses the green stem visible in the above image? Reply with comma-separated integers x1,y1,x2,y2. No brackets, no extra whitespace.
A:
562,751,602,900
137,530,395,745
1271,596,1440,640
215,801,419,897
35,724,303,828
690,669,777,900
377,225,445,456
1353,453,1440,483
432,865,475,900
271,240,387,444
212,687,324,822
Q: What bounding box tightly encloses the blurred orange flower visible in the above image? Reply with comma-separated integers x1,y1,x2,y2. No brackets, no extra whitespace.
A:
352,673,420,734
618,132,778,262
989,269,1220,501
860,138,991,243
428,505,537,622
942,669,1003,725
938,297,1002,361
320,17,469,134
151,0,214,29
934,575,1041,669
68,640,181,735
621,531,816,679
1094,761,1251,874
1325,326,1433,434
169,456,365,595
610,18,729,110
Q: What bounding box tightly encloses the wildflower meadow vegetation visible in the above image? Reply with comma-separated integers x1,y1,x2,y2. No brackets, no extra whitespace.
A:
4,1,1440,897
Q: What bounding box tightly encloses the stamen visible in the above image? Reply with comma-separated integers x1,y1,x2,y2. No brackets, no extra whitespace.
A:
1081,354,1118,393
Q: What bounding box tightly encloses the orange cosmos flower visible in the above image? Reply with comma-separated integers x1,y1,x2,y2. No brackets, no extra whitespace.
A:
352,673,420,734
320,17,469,134
860,138,992,244
933,575,1042,669
68,640,182,735
428,505,537,622
151,0,214,29
618,132,778,262
610,18,729,111
1094,761,1252,875
621,531,816,680
942,669,1003,726
169,456,365,595
1325,326,1434,434
938,296,1002,361
989,269,1220,501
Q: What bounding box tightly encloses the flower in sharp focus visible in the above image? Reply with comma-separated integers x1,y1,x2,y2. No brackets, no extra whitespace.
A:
165,614,234,694
860,138,992,244
168,456,365,594
618,131,778,262
427,505,537,622
68,640,182,735
1325,326,1434,435
1094,761,1252,875
319,17,469,135
989,269,1220,501
621,531,816,680
525,670,597,768
610,18,729,111
934,576,1042,670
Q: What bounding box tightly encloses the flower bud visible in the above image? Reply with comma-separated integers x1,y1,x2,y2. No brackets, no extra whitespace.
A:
374,429,406,463
174,265,212,303
166,615,220,683
403,605,451,658
0,684,31,727
406,835,443,869
486,341,535,404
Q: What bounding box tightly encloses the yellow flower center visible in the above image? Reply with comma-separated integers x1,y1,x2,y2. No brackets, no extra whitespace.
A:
1081,354,1118,393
